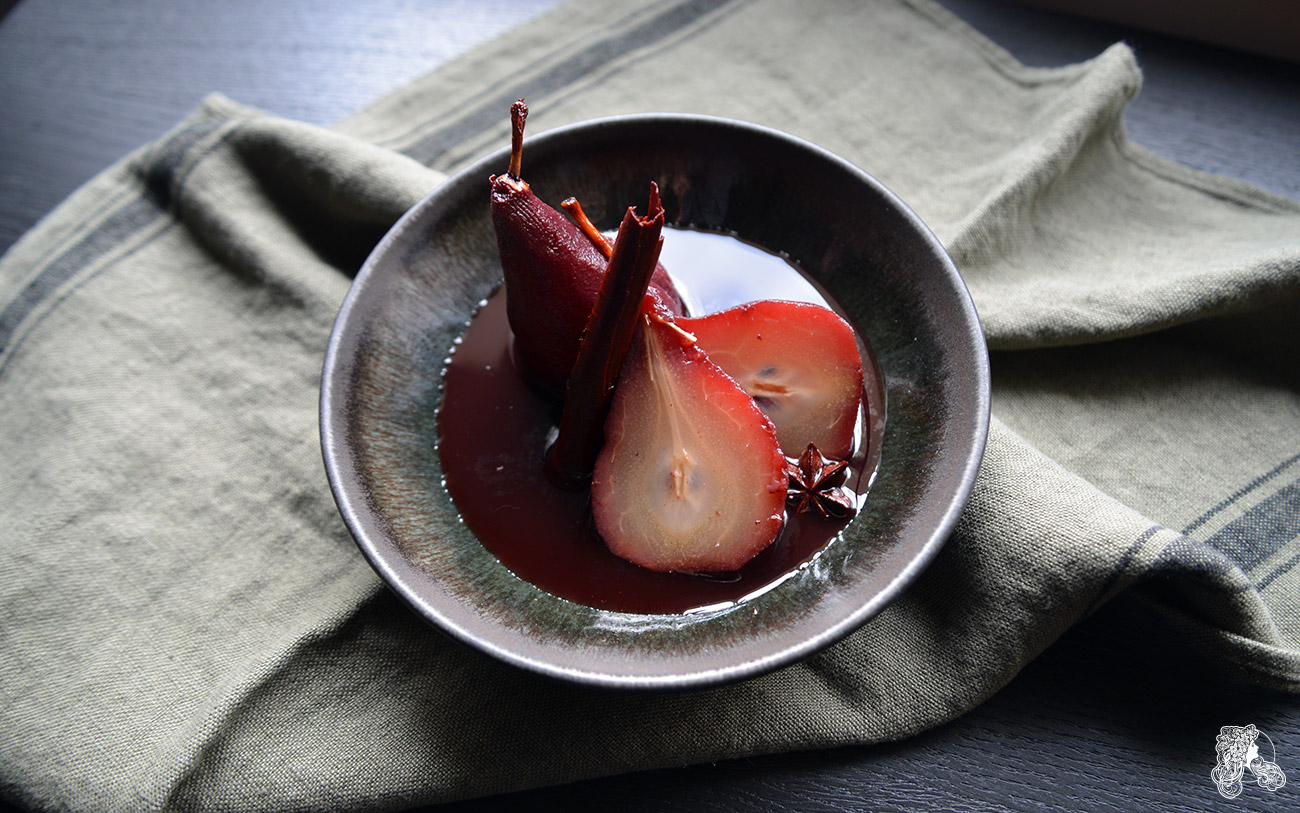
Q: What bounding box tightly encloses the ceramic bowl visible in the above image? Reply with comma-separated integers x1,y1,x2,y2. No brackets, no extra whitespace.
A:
320,114,989,689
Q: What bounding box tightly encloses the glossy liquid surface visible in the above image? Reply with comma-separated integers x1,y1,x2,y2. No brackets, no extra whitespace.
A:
437,228,884,614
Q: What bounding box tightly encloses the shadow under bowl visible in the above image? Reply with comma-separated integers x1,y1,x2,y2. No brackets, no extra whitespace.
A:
321,114,989,690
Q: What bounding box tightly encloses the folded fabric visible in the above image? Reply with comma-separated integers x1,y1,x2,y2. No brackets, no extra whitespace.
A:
2,0,1298,810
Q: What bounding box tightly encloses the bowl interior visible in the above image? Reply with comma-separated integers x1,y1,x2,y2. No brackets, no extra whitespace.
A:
321,115,989,689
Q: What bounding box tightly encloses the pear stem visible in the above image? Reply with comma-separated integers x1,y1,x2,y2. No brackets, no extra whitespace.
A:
507,100,528,179
561,197,613,258
547,184,665,488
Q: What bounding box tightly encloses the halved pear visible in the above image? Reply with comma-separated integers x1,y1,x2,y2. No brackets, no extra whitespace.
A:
591,316,787,573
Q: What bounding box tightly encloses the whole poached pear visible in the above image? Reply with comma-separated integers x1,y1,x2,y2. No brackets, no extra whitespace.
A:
490,102,681,395
486,102,864,575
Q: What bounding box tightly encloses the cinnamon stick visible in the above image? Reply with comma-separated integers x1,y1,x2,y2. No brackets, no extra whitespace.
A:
546,184,665,487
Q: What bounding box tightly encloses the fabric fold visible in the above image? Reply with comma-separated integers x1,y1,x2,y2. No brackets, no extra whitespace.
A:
944,43,1141,268
0,96,439,811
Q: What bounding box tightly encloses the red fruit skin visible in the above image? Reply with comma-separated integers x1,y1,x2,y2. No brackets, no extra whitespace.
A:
648,265,680,314
490,177,682,395
679,300,863,460
591,318,787,573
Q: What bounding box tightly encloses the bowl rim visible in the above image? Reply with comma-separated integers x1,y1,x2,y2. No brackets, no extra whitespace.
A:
320,112,991,689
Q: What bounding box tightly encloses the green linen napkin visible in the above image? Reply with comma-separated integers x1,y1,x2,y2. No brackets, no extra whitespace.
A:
2,0,1298,809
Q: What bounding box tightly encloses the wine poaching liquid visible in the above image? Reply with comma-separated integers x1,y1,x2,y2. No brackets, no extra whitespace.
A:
437,228,885,614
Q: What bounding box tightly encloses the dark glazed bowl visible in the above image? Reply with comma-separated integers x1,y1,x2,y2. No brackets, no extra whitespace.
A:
321,114,989,689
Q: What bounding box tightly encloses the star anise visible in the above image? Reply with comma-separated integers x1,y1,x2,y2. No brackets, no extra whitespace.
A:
786,443,855,519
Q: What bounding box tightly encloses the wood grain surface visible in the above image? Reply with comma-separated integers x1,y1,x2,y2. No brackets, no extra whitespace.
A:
1,1,1297,811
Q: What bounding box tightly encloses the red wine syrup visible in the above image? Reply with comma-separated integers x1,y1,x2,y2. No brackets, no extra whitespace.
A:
437,227,884,614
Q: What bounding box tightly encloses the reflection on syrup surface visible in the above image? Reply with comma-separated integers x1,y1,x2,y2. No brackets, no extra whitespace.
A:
437,228,883,614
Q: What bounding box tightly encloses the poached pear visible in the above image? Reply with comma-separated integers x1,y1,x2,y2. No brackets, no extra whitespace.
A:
680,300,863,460
591,314,787,573
490,101,681,395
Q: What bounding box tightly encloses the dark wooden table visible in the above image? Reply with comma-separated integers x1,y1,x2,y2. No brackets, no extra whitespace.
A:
2,1,1297,810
